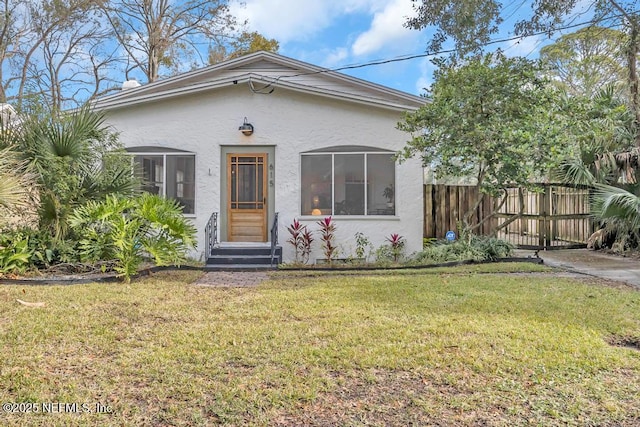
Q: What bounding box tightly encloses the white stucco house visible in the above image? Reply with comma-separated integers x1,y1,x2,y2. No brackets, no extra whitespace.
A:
92,51,425,266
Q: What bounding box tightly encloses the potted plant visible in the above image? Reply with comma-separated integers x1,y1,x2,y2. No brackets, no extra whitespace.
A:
383,184,394,208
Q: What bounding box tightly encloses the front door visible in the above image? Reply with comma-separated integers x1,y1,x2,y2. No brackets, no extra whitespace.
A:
227,153,268,242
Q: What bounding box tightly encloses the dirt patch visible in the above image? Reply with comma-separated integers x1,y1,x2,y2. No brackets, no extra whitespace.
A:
271,369,640,426
607,335,640,351
273,370,473,426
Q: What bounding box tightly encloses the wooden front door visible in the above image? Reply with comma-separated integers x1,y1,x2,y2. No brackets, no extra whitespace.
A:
227,153,268,242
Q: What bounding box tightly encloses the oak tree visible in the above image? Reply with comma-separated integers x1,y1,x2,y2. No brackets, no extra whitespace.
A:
407,0,640,144
398,53,565,230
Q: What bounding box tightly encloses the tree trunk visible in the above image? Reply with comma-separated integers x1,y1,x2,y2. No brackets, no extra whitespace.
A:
628,23,640,146
609,0,640,146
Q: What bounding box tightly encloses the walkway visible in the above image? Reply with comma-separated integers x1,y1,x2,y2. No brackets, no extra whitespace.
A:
194,270,270,287
517,248,640,289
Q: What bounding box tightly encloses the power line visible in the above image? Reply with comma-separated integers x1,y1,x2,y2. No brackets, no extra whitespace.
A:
302,12,638,75
247,9,638,94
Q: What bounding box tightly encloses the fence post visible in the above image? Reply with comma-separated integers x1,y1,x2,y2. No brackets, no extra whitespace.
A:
540,184,551,248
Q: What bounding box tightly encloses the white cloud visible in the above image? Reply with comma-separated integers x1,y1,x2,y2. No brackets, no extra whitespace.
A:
414,57,434,95
351,0,418,57
229,0,388,44
322,47,350,68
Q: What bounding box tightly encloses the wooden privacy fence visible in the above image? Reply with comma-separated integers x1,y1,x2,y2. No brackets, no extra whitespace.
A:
423,184,496,238
424,184,595,249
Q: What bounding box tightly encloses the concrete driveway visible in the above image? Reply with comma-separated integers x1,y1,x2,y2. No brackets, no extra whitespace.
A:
516,248,640,289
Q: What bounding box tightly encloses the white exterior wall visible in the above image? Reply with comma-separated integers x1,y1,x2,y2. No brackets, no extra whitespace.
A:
103,83,423,262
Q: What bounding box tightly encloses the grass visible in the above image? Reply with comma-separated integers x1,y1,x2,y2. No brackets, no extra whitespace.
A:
1,265,639,426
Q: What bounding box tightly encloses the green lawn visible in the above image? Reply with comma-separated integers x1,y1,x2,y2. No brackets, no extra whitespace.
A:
1,265,639,426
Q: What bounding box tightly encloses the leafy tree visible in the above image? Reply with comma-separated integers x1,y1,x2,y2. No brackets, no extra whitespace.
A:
103,0,238,83
540,26,628,99
407,0,640,145
70,193,197,281
398,53,565,230
406,0,503,57
208,31,279,63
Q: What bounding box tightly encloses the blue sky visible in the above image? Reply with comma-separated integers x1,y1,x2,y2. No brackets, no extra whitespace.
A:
230,0,594,96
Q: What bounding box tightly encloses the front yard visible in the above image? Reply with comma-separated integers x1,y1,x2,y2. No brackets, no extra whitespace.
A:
1,265,639,426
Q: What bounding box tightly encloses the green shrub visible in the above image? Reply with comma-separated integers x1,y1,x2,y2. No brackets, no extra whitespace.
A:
413,235,513,264
374,234,407,264
70,193,197,282
16,227,80,267
354,232,373,260
471,236,514,260
0,232,32,274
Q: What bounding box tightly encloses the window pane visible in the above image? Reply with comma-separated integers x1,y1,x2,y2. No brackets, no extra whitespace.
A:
334,154,364,215
166,155,195,214
238,164,256,202
367,154,395,215
301,155,331,216
134,155,164,195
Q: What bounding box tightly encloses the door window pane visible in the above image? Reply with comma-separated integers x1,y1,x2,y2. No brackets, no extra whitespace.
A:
238,164,256,202
229,155,266,211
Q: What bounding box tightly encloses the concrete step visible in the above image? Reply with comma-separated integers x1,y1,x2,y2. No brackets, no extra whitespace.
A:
203,264,278,271
207,245,282,268
207,254,274,265
210,246,282,257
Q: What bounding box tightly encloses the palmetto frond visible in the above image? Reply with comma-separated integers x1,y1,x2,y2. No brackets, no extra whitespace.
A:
591,184,640,231
551,157,596,185
78,163,138,199
0,147,37,210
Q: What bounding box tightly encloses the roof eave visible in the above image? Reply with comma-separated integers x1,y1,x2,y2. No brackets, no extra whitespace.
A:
92,74,425,113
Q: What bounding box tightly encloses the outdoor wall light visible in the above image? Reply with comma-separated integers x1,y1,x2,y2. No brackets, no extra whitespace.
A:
239,117,254,136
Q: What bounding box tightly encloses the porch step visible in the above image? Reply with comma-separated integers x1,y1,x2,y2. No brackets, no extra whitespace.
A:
206,245,282,268
203,264,278,271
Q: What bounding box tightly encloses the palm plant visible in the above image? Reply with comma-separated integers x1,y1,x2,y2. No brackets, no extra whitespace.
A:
0,147,37,214
552,86,635,186
2,107,137,239
590,184,640,250
551,86,640,251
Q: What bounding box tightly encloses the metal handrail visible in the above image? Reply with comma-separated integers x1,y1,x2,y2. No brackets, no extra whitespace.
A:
205,212,218,258
270,212,279,266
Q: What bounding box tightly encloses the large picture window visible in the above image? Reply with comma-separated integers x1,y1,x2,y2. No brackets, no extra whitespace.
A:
128,148,196,214
301,147,396,216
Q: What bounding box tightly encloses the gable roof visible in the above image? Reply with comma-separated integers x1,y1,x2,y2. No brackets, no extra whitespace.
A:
92,51,425,112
